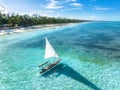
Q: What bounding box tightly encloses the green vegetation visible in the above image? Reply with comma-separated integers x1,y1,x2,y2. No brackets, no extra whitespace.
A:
0,12,88,28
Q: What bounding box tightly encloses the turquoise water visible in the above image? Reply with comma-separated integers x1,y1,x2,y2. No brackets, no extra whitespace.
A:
0,22,120,90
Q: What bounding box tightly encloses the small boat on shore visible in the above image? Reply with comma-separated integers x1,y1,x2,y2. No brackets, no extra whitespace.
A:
39,37,60,74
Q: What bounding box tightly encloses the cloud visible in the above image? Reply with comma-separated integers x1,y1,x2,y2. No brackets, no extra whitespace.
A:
0,4,12,14
89,15,96,19
29,10,59,18
56,14,60,17
46,0,63,9
40,12,60,18
71,0,77,2
45,0,83,11
0,4,5,12
40,13,52,17
93,6,110,10
61,7,82,11
47,10,54,12
70,2,83,6
66,0,77,2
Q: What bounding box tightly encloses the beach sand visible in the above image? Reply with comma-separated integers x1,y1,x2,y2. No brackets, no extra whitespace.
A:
0,23,76,36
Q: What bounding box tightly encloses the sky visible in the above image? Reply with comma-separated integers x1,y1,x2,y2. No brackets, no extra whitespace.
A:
0,0,120,21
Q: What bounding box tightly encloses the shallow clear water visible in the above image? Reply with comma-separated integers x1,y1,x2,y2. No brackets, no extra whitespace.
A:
0,22,120,90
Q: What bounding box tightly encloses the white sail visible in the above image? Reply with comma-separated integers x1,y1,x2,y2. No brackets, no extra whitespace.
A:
44,37,59,59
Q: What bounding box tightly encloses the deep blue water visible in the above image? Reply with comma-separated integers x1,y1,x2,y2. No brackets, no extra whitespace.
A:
0,22,120,90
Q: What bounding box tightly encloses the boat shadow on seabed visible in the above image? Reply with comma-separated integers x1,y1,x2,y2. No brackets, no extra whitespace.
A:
41,63,101,90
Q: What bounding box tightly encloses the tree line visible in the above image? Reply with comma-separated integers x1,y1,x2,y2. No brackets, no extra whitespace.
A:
0,12,88,27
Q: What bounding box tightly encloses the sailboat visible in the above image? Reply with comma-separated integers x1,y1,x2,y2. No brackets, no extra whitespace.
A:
39,37,60,74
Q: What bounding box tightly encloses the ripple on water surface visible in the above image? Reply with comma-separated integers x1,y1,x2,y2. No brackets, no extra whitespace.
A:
0,22,120,90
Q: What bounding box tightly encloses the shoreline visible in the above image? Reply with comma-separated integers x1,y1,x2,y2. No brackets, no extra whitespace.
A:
0,23,78,36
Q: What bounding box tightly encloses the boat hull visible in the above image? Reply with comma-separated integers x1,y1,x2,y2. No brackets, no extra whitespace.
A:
40,60,60,74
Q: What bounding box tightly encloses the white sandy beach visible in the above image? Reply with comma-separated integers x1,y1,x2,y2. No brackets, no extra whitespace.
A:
0,23,76,36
